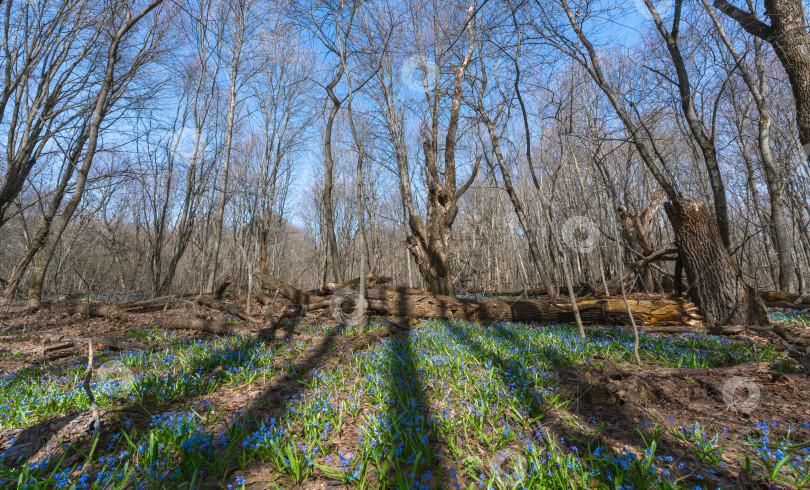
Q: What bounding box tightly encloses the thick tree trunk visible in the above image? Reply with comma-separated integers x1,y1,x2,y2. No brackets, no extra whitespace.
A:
214,275,233,299
665,199,769,326
405,229,456,297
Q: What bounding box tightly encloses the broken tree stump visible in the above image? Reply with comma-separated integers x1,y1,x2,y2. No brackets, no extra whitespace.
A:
214,276,233,299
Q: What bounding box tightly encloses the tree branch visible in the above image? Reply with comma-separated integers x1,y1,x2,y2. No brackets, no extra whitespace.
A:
713,0,773,40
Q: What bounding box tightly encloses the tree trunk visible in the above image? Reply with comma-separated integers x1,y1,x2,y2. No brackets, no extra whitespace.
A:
323,65,345,284
405,230,455,297
703,1,796,291
644,0,732,249
2,133,85,298
665,199,769,326
206,54,240,293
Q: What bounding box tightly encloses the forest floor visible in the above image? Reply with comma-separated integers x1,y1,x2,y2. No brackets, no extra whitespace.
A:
0,297,808,489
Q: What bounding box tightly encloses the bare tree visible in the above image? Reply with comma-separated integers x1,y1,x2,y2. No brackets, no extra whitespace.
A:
156,0,224,294
714,0,810,150
206,0,261,293
27,0,169,306
702,0,796,291
0,0,104,230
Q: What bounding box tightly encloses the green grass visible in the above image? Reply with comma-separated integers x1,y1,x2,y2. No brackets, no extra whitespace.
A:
0,319,807,489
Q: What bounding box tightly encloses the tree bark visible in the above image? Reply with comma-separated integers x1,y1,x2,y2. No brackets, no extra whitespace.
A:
323,64,345,284
214,275,233,299
665,199,769,326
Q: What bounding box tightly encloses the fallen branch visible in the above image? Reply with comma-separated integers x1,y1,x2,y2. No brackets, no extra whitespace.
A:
2,348,78,377
83,340,101,433
76,302,129,319
766,300,810,311
253,291,273,305
591,249,678,296
323,274,393,292
196,295,250,321
760,291,810,309
606,361,768,380
38,342,74,355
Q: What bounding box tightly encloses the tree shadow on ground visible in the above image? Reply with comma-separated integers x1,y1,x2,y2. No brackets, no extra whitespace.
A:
0,324,338,473
445,321,747,488
380,323,444,489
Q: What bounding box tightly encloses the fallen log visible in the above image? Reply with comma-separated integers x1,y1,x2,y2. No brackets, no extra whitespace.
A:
38,342,74,355
323,274,393,292
1,345,82,377
760,291,810,309
767,300,810,311
196,295,250,321
364,288,702,326
38,333,149,351
76,302,128,319
761,291,805,303
253,291,273,305
605,361,769,380
161,316,257,337
257,271,327,306
255,271,702,327
459,285,589,298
